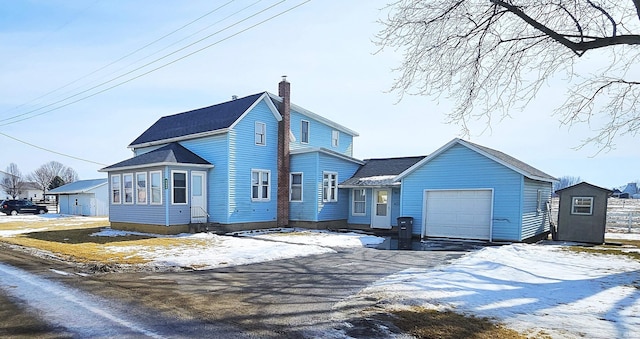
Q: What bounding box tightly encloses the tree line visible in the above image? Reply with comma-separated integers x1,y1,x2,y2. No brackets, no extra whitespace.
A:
1,161,78,200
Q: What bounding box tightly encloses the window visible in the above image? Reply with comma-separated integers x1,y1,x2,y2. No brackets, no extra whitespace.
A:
290,173,303,202
136,173,147,204
110,174,121,204
323,172,338,202
172,171,187,204
352,189,366,215
251,170,270,201
301,120,309,143
536,189,543,214
255,122,266,145
150,171,162,204
571,197,594,215
123,174,133,204
332,130,339,147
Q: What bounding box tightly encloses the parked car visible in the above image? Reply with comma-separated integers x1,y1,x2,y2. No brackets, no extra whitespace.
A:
1,200,48,215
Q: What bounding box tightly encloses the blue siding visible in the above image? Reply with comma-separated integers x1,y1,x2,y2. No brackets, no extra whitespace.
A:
289,110,354,157
347,187,372,225
521,178,553,240
290,152,320,221
390,187,401,225
316,153,360,221
108,166,168,225
400,144,523,241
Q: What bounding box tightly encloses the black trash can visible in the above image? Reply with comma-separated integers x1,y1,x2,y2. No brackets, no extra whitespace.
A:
397,216,413,239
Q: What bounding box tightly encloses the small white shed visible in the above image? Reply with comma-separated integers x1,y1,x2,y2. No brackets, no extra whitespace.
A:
48,179,108,216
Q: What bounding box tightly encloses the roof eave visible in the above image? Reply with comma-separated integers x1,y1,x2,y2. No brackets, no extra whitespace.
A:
128,128,230,149
290,147,364,165
99,162,214,173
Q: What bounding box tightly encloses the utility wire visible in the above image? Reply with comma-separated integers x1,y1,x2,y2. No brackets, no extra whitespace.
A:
0,131,107,166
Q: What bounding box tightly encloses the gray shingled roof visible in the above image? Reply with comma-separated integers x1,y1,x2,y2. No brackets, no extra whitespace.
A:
129,92,265,147
340,156,426,187
48,179,107,194
100,143,211,171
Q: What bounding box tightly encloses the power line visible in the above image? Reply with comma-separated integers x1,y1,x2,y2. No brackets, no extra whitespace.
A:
0,131,107,166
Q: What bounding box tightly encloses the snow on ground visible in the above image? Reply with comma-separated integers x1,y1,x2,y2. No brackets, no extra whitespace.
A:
347,235,640,339
241,228,386,248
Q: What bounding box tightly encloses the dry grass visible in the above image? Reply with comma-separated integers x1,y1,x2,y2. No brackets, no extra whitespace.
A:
386,306,534,339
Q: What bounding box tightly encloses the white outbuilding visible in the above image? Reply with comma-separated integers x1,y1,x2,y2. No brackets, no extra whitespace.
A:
48,179,108,216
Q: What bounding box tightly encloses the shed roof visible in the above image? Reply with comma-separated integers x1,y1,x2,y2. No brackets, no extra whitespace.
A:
555,181,613,194
340,156,426,187
396,138,557,183
48,179,108,194
100,143,213,172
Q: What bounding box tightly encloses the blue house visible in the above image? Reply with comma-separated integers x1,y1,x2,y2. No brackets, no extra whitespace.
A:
100,78,362,234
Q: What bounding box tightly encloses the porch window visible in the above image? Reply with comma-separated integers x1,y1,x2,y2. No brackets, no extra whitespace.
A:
301,120,309,143
136,172,147,204
571,196,593,215
323,172,338,202
255,122,266,145
110,174,121,204
331,130,339,147
150,171,162,204
251,170,270,201
290,173,303,202
352,189,366,215
123,173,133,204
172,171,187,204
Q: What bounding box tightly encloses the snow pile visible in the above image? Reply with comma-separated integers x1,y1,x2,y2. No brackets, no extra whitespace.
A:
353,242,640,338
247,228,385,248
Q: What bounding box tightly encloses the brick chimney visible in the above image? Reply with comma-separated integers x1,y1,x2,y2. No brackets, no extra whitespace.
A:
277,76,291,227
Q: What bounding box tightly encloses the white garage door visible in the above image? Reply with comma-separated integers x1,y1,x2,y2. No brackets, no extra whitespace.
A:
424,189,493,240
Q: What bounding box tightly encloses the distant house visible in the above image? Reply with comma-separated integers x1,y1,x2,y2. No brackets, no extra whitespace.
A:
48,179,109,216
101,79,556,242
18,182,46,201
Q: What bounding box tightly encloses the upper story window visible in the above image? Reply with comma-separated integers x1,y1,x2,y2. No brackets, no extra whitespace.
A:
252,169,270,201
332,130,339,147
136,172,147,204
352,188,366,215
301,120,309,143
111,174,121,204
571,196,594,215
255,122,266,146
150,171,162,204
123,173,134,204
290,173,303,202
172,171,187,204
322,172,338,203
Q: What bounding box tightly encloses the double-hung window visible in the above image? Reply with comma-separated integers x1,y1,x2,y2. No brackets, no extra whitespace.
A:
172,171,187,204
301,120,309,143
571,197,594,215
352,189,366,215
252,170,270,201
123,174,134,204
255,122,266,145
136,173,147,204
150,171,162,204
290,173,303,202
331,130,339,147
111,174,121,204
322,172,338,202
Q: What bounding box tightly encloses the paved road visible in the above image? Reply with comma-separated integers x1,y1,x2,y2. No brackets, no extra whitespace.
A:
0,241,472,338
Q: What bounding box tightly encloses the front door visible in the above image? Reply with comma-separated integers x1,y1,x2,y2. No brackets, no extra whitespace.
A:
190,171,207,223
371,189,391,229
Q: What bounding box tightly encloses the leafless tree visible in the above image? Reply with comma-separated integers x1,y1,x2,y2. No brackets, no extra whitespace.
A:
1,163,25,199
28,161,78,197
552,175,582,195
376,1,640,151
61,167,79,185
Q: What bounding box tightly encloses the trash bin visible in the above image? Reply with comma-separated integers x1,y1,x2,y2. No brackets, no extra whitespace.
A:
397,217,413,239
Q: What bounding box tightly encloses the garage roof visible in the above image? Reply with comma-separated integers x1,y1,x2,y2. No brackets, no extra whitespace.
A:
48,179,108,194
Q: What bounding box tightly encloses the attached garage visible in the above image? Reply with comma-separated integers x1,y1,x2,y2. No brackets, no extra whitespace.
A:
423,189,493,240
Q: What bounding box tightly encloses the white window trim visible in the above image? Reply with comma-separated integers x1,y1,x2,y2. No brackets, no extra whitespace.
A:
301,120,310,144
171,170,188,205
150,171,162,205
110,174,122,205
536,189,543,215
123,173,134,205
332,130,339,148
352,188,366,216
251,169,271,202
135,172,148,205
290,172,303,202
571,196,594,215
255,121,266,146
322,171,338,203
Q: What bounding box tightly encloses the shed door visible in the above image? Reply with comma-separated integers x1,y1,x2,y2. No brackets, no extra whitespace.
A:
423,189,493,240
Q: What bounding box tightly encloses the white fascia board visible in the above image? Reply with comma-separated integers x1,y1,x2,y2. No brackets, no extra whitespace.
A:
394,138,459,181
99,162,214,173
290,147,364,165
229,92,282,130
267,93,359,137
128,129,230,150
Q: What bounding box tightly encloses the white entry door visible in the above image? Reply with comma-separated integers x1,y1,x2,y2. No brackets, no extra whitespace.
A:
190,171,207,223
371,189,391,229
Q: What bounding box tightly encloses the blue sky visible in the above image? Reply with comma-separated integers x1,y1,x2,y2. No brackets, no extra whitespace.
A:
1,0,637,189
